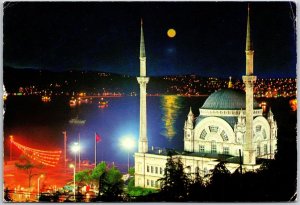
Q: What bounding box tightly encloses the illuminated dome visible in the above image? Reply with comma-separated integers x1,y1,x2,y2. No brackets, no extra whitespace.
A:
201,89,259,110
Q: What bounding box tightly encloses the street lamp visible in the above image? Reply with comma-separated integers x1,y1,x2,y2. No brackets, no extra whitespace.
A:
121,137,135,172
69,164,76,202
71,142,80,169
37,174,44,200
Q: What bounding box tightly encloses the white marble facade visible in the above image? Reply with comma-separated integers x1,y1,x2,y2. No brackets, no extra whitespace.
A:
184,90,277,160
134,8,278,188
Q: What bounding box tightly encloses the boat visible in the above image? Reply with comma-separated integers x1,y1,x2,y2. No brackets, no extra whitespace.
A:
42,96,51,102
69,117,86,125
98,98,108,108
77,97,90,104
69,97,77,106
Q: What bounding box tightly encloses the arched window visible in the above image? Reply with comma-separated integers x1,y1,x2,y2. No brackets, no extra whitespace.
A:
256,125,262,132
257,145,260,156
209,126,219,133
263,129,267,139
220,130,228,141
264,144,268,155
211,141,217,153
200,130,207,139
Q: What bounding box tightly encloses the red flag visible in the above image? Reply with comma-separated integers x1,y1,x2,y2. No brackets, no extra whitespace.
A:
95,133,102,143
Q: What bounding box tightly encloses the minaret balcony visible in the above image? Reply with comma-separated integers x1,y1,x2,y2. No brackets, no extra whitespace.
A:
137,77,150,85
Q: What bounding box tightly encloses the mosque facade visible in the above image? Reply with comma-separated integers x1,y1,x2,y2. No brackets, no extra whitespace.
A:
134,7,278,189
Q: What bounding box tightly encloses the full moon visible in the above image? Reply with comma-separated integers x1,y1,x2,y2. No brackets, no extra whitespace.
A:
167,28,176,38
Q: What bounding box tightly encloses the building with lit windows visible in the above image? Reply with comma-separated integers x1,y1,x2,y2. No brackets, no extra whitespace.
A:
134,7,278,189
184,89,277,161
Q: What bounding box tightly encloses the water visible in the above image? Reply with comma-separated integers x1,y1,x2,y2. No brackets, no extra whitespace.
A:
3,95,294,172
4,95,206,171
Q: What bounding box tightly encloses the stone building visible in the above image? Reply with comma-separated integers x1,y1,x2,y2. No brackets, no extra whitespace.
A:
184,89,277,160
134,7,278,189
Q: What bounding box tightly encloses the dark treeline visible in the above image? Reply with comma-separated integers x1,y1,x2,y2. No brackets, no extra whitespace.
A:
3,67,224,95
130,151,296,202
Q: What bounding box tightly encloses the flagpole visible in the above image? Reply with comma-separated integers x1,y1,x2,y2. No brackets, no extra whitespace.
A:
95,133,97,168
62,131,67,170
78,133,81,171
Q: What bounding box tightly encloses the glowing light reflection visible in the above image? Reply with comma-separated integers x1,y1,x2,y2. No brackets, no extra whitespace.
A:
160,95,183,140
289,98,297,111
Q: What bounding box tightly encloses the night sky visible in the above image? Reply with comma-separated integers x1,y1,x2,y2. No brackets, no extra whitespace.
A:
3,2,297,78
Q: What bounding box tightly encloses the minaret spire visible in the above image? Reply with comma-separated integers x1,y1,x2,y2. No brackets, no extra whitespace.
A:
137,19,149,153
245,3,254,75
188,106,193,116
187,106,194,123
246,4,253,52
140,18,146,59
139,19,146,77
242,4,257,165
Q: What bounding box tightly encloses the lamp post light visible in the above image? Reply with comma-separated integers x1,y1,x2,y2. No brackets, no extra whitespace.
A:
69,164,76,202
71,142,80,169
37,174,44,200
121,137,135,172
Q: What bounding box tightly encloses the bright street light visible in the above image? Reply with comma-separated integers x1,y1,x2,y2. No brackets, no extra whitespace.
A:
69,164,76,202
37,174,44,200
121,137,135,172
71,142,80,169
71,142,80,152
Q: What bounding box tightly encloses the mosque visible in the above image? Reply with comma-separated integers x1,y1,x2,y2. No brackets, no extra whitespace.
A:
134,7,277,188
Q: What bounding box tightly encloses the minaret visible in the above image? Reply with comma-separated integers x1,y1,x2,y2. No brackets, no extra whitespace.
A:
228,76,233,89
267,107,278,159
137,19,149,153
242,5,257,165
184,107,194,152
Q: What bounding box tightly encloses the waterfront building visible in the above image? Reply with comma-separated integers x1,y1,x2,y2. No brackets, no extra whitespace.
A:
134,7,278,188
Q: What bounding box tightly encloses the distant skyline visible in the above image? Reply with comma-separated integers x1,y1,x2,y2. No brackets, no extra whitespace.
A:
3,2,297,78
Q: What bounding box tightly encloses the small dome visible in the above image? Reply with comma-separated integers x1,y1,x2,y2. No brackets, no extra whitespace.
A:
201,89,259,110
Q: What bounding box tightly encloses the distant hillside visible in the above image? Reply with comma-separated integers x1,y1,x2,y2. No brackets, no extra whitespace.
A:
3,67,170,94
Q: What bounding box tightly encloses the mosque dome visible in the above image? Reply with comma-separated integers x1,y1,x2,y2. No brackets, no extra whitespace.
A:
201,89,259,110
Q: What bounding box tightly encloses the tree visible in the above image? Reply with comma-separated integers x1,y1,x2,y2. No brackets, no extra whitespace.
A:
15,155,43,188
188,168,206,201
76,170,92,185
127,167,135,194
90,162,124,201
206,161,231,201
101,166,124,201
91,162,107,198
159,151,191,201
126,167,158,200
75,169,92,201
128,167,135,176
